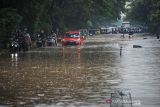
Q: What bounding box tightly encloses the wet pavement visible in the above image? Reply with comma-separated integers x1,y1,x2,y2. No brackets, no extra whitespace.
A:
0,34,160,107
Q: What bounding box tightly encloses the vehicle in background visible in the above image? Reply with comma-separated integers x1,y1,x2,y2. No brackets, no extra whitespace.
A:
80,29,89,38
100,27,112,34
46,36,56,46
89,29,100,36
122,21,130,28
62,30,84,46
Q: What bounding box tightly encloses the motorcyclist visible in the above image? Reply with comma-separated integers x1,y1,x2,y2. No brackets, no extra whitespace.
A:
10,37,19,53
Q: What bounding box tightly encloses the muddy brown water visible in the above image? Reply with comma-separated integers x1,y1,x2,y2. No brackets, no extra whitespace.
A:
0,34,160,107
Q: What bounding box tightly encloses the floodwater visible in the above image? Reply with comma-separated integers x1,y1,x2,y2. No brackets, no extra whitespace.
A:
0,34,160,107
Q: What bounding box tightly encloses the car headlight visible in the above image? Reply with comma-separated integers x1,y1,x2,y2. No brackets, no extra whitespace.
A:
76,39,80,41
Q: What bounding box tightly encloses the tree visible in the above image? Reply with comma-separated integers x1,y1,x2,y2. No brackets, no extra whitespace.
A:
127,0,160,37
48,0,126,31
1,0,127,32
0,8,22,48
21,0,52,34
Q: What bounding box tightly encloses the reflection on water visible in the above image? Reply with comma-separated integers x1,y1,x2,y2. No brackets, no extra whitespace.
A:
11,53,18,67
0,35,160,107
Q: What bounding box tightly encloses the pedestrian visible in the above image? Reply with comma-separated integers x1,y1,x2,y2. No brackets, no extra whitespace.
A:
40,30,46,47
51,31,57,46
17,30,25,51
120,46,122,57
36,34,43,48
53,32,57,46
24,32,31,51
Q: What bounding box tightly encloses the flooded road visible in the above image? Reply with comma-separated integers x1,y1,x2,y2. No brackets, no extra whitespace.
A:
0,34,160,107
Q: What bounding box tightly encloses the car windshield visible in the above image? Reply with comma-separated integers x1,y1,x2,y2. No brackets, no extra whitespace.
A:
65,33,80,38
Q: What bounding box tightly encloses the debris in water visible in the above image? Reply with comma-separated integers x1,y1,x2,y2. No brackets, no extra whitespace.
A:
32,66,40,69
133,45,142,48
37,94,45,97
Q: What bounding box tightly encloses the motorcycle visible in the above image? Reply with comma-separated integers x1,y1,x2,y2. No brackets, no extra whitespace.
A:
47,36,56,46
10,40,19,53
36,38,43,48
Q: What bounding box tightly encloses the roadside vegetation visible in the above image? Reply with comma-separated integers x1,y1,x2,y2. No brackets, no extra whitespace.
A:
126,0,160,38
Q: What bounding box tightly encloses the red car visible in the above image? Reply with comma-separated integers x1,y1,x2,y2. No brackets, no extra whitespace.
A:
62,30,84,46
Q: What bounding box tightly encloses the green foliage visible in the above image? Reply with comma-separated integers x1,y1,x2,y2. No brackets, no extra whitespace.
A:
1,0,127,32
48,0,126,31
21,0,52,34
0,8,22,48
127,0,160,33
